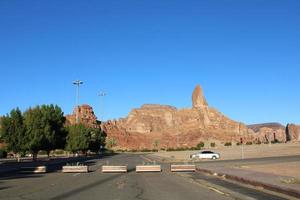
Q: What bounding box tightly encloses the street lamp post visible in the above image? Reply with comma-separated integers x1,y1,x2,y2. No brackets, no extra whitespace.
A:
98,91,107,122
73,80,83,123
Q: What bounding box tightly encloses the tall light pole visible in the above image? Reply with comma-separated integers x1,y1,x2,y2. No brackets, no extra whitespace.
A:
73,80,83,123
98,91,107,122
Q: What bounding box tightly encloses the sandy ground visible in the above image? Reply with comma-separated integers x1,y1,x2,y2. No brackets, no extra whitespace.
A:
236,161,300,179
153,143,300,162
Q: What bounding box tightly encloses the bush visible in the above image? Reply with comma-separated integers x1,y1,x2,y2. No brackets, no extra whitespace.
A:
189,147,198,151
176,147,189,151
236,142,241,146
256,141,262,145
141,149,152,152
246,142,252,145
224,142,232,146
166,148,175,152
271,140,280,144
0,149,8,158
210,142,216,148
196,142,205,149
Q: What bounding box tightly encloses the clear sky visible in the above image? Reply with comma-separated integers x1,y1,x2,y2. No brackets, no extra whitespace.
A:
0,0,299,125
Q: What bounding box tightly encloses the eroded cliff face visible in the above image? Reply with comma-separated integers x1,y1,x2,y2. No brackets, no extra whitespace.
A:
64,87,299,150
65,104,99,128
103,85,254,150
287,124,300,142
248,123,287,143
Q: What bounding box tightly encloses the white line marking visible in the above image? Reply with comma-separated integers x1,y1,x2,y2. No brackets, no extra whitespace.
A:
207,186,225,195
73,173,81,177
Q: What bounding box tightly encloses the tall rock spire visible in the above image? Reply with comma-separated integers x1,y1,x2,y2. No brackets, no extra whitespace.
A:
192,85,208,109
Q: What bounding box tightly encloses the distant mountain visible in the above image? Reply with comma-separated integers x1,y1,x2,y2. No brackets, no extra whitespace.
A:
103,85,255,150
247,123,285,133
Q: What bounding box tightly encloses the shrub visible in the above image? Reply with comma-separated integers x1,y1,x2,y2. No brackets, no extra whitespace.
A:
196,142,205,149
210,142,216,148
271,139,280,144
236,142,241,146
246,142,252,145
176,147,189,151
0,149,7,158
141,149,152,152
189,147,198,151
224,142,232,146
166,148,174,152
256,141,262,145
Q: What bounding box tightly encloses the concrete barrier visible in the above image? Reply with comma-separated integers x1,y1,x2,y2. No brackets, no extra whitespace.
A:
170,164,196,172
62,166,89,173
102,165,127,173
21,166,47,173
136,165,161,172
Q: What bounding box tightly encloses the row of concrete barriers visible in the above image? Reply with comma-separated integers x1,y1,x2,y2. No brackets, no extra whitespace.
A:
19,164,196,173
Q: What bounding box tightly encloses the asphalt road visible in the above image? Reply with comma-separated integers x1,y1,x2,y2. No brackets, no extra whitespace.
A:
0,153,292,200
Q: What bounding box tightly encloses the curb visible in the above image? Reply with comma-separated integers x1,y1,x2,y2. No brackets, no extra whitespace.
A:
196,167,300,199
0,156,97,175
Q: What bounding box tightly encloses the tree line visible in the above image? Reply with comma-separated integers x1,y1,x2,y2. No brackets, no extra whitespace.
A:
0,105,106,160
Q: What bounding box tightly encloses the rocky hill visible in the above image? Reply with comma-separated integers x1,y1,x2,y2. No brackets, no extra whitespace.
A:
247,123,285,132
64,87,300,150
65,104,100,128
248,123,287,143
286,124,300,142
103,85,255,150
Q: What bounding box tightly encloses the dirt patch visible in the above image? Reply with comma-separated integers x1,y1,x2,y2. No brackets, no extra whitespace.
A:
153,143,300,162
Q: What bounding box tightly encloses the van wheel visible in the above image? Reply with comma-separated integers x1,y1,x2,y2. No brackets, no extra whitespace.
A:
212,156,217,160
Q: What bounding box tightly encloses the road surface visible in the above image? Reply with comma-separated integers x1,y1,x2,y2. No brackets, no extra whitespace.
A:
0,153,292,200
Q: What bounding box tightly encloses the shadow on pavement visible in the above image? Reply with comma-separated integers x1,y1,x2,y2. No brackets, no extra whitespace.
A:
0,153,120,179
50,172,127,200
0,172,44,181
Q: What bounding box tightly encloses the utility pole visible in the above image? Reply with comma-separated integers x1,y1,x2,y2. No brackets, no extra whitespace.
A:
98,91,107,122
73,80,83,123
241,137,244,159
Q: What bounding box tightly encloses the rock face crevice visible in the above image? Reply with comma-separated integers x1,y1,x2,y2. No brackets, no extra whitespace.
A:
103,85,254,150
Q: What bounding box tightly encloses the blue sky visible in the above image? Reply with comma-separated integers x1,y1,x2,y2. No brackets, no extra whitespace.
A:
0,0,299,125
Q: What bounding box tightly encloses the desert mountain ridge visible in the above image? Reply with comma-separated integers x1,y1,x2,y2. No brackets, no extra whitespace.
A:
65,85,300,150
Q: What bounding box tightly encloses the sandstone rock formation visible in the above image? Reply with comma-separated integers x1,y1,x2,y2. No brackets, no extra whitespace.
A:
103,85,255,150
248,123,287,143
66,104,99,128
192,85,208,108
286,124,300,142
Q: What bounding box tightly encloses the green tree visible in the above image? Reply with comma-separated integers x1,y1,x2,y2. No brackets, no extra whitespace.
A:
0,108,26,159
40,105,67,152
66,124,91,154
89,128,106,153
106,137,117,149
23,105,66,160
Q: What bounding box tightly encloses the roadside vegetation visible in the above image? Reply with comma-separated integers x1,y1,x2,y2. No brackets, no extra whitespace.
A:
0,105,106,160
